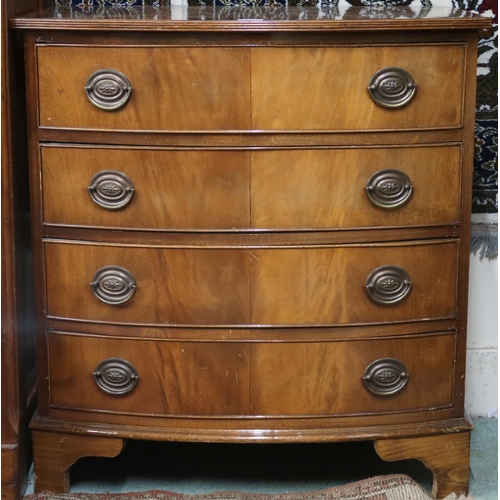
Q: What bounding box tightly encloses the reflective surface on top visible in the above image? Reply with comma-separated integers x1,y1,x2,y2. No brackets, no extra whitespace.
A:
45,0,481,22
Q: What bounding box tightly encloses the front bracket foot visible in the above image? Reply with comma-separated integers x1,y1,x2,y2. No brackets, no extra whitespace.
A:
32,430,125,493
374,432,471,499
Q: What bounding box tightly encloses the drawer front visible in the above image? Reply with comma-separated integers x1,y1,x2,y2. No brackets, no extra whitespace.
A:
45,240,457,326
41,145,460,231
45,243,252,325
37,46,251,131
41,147,251,230
37,44,464,132
48,332,455,417
251,146,461,229
251,45,465,131
250,242,457,325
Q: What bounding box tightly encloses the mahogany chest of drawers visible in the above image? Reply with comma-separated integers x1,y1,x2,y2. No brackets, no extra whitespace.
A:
12,4,491,498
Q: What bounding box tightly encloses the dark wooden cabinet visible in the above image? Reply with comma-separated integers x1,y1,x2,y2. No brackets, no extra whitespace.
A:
11,5,491,498
1,2,49,499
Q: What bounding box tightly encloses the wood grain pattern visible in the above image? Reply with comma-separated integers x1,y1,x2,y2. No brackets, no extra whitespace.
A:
47,332,455,417
13,12,488,495
37,46,251,131
1,2,47,499
32,411,473,443
250,241,458,326
41,146,250,229
32,430,124,493
375,432,471,498
45,242,251,325
251,146,461,229
252,45,465,131
48,333,251,416
249,333,455,416
42,145,461,231
37,44,465,133
44,240,458,326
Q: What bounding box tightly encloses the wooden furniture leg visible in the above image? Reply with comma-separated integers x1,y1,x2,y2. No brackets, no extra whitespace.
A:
32,430,124,493
374,432,471,499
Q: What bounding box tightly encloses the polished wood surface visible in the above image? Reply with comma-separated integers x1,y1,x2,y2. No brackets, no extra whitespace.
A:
251,146,462,229
13,7,489,496
41,146,251,230
45,242,251,325
37,44,464,132
37,126,467,148
45,318,457,342
42,145,461,231
32,430,124,493
43,225,462,246
251,45,465,131
29,415,472,494
11,6,492,32
1,1,45,498
37,46,251,131
251,242,457,325
375,432,471,499
31,411,473,444
44,240,458,326
48,331,455,417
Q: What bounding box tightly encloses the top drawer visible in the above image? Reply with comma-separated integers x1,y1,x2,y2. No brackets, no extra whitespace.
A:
37,44,465,132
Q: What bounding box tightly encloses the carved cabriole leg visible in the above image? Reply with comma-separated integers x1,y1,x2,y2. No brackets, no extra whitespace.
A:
32,430,124,493
374,432,471,499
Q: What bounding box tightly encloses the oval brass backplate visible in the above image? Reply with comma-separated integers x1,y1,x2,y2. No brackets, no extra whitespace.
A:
90,266,137,305
363,358,409,396
366,169,413,209
366,265,412,305
368,67,416,109
88,170,135,210
85,69,132,111
93,358,139,396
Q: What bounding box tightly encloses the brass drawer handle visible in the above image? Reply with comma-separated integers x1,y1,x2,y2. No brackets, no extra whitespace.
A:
84,69,132,111
368,67,416,109
90,266,137,305
88,170,135,210
366,169,413,208
366,265,412,305
93,358,139,396
363,358,409,396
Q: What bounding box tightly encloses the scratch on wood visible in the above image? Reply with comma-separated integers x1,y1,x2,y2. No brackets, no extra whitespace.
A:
247,251,260,262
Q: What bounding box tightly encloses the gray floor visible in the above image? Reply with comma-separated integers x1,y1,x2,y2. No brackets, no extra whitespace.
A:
26,418,497,498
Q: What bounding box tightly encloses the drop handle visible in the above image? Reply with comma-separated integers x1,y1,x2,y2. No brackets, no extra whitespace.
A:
363,358,409,396
365,266,412,305
85,69,132,111
87,170,135,210
90,266,137,305
93,358,139,396
365,169,413,209
368,67,417,108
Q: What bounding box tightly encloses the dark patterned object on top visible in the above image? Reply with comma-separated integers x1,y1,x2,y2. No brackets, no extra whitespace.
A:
452,0,497,213
473,120,498,213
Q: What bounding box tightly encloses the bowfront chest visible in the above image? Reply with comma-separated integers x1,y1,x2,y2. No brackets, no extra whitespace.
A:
12,5,491,497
